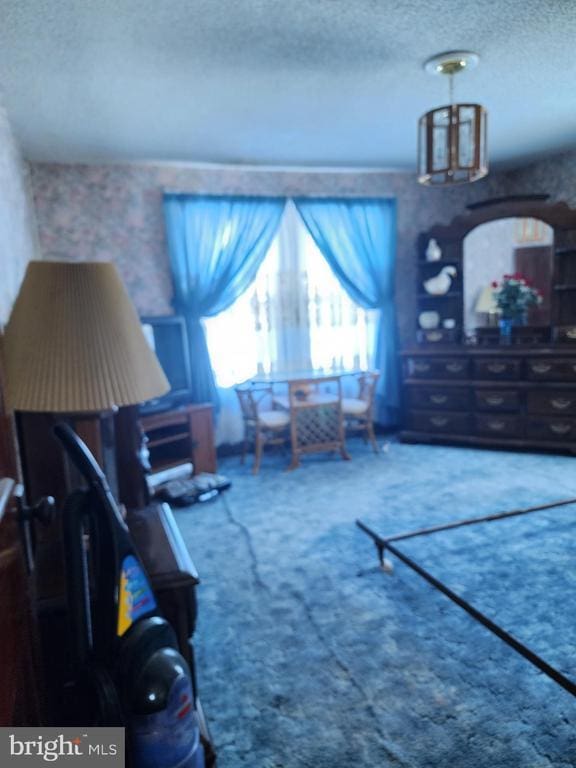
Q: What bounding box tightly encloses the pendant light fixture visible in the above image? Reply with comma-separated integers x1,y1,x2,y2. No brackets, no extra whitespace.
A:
418,51,487,186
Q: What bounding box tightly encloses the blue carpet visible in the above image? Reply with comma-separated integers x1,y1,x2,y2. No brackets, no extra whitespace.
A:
175,440,576,767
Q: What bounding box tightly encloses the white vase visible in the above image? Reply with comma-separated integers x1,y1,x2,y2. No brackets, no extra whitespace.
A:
425,238,442,262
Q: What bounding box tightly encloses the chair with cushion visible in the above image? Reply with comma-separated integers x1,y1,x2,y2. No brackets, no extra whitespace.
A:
235,383,290,474
285,376,350,470
341,371,380,452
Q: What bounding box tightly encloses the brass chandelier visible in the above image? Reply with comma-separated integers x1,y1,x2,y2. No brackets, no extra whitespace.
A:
418,51,488,186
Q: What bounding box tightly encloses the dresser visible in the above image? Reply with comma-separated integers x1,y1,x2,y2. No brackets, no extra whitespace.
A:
401,197,576,455
401,347,576,452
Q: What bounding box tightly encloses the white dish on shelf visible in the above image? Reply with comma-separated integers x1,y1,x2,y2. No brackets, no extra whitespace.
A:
418,311,441,330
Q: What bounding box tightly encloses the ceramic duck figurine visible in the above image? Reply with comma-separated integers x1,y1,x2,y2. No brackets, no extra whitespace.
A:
423,265,457,296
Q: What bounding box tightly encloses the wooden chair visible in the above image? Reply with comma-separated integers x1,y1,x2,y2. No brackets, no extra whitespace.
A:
285,377,350,470
235,383,290,474
341,371,380,452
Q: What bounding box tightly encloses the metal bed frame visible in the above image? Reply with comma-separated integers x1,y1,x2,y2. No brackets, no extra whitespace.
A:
357,496,576,698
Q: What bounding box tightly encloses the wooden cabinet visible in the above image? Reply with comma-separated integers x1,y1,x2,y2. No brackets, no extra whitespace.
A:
403,197,576,454
140,403,217,475
401,348,576,453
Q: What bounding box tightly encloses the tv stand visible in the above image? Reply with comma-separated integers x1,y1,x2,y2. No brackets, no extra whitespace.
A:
140,403,217,475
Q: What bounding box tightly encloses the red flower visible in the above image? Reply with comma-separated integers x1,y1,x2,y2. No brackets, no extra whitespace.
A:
491,281,498,288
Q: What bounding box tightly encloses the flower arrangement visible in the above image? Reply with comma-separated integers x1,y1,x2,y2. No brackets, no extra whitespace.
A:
492,274,542,321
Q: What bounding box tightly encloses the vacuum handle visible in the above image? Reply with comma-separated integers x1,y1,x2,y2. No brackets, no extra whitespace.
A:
54,422,128,532
54,421,107,486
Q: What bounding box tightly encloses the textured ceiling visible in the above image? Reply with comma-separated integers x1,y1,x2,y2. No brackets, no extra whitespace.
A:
1,0,576,168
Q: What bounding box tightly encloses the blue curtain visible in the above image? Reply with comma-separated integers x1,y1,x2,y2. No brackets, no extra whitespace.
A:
294,198,399,426
163,194,286,405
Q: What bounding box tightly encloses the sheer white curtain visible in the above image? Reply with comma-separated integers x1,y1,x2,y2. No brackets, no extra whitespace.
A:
204,201,378,443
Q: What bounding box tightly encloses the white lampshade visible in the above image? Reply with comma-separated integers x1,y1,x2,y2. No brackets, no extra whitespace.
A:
475,284,498,314
3,261,170,412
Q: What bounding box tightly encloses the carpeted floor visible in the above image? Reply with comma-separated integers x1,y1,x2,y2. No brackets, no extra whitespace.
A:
175,439,576,767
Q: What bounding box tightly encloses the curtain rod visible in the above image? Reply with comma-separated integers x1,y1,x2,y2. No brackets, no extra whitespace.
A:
162,190,395,201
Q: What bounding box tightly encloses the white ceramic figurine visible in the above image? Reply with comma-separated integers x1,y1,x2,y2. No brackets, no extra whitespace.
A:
423,266,457,296
425,238,442,262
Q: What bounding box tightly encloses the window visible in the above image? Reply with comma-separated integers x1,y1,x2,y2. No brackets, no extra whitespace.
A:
204,201,378,388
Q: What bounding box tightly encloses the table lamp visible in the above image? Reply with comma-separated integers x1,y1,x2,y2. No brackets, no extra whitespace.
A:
475,284,499,326
3,260,170,506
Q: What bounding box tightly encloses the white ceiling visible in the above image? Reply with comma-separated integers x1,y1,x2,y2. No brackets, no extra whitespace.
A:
1,0,576,169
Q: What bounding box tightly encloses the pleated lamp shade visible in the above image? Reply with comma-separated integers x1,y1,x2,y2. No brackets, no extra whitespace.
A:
3,261,170,413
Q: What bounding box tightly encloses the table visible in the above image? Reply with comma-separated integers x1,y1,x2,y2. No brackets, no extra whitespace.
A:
250,371,353,470
250,368,360,385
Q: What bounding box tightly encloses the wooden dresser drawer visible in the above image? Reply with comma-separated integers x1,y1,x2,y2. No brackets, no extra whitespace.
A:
474,389,520,412
526,417,576,442
554,326,576,344
475,414,523,438
527,390,576,416
526,358,576,381
409,387,470,411
473,358,520,380
406,357,468,379
411,410,470,434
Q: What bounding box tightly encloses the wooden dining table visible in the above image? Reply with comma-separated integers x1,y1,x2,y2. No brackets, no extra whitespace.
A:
249,369,355,469
249,368,360,386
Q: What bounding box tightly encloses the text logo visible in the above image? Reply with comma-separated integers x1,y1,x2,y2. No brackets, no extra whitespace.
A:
0,728,124,766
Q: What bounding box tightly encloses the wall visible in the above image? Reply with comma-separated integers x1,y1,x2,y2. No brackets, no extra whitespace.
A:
0,104,38,326
29,160,508,344
505,150,576,207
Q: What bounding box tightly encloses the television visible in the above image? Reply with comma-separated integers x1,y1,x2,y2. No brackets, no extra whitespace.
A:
140,315,192,413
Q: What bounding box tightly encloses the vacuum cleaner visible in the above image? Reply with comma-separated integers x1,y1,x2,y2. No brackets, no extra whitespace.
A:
56,422,205,768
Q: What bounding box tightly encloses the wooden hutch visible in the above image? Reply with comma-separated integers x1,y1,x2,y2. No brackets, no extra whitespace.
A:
400,198,576,453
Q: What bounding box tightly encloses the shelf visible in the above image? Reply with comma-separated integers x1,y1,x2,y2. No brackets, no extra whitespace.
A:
140,403,217,475
418,292,462,300
147,432,190,449
418,259,460,266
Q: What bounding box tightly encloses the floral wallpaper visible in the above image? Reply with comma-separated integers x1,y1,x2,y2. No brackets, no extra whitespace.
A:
29,152,576,345
0,104,38,325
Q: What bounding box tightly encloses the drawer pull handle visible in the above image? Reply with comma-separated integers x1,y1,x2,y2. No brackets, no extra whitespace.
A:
426,331,443,342
430,416,448,427
550,423,571,435
430,394,448,405
566,328,576,340
531,363,552,374
413,362,431,373
487,363,507,374
487,419,506,431
551,398,572,410
446,362,464,373
485,395,504,406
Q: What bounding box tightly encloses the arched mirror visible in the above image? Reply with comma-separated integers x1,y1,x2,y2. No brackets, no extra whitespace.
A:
418,198,576,347
463,217,554,335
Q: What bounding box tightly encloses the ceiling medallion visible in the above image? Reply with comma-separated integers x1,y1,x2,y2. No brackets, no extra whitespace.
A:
418,50,488,187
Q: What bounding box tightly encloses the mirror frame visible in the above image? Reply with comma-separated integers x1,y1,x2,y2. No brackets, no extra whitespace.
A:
420,197,576,343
